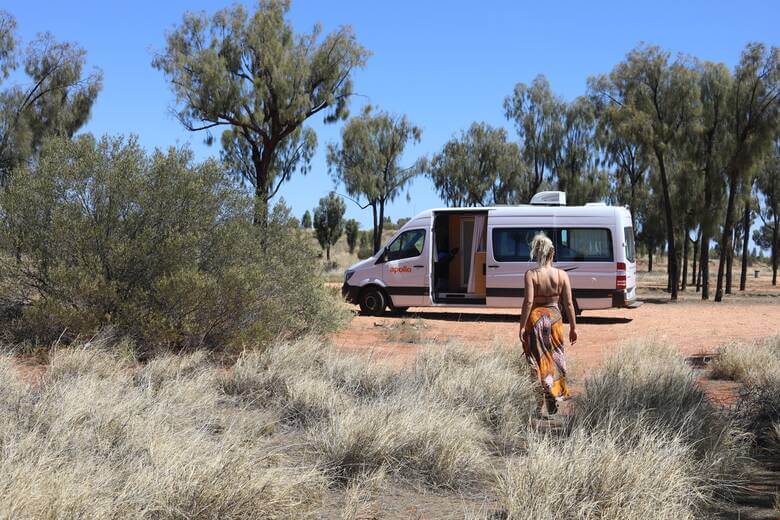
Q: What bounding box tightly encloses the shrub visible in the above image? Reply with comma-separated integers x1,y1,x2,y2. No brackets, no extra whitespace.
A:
0,135,348,351
495,421,710,519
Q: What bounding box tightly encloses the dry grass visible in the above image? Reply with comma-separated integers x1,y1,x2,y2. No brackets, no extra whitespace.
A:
572,338,748,502
309,392,490,488
0,334,766,517
496,420,708,519
0,345,326,519
710,334,780,383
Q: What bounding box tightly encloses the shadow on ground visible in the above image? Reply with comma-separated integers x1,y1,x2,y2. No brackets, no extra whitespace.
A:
374,311,632,326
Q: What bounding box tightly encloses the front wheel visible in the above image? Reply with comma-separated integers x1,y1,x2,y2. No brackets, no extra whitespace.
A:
359,287,386,316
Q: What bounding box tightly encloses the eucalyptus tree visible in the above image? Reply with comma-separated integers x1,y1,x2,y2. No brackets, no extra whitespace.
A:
589,45,700,300
427,122,528,207
689,61,732,299
344,218,359,254
313,192,346,261
714,43,780,302
0,11,102,184
594,105,650,231
327,106,421,253
153,0,369,231
504,75,563,196
754,141,779,285
549,96,608,205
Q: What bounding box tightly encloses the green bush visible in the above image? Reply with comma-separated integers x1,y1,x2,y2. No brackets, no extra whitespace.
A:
0,135,348,351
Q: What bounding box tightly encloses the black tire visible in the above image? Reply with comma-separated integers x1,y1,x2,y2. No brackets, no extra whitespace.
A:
389,306,409,316
359,287,386,316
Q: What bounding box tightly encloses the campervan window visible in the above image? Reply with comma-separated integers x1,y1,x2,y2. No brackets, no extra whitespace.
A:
492,227,614,263
492,228,554,262
386,229,426,261
624,226,636,262
557,228,613,262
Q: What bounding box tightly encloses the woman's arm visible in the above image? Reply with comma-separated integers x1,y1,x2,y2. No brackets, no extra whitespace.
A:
518,270,534,343
561,270,578,345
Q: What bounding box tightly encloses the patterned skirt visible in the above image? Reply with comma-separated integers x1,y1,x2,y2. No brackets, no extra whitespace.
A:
523,305,570,400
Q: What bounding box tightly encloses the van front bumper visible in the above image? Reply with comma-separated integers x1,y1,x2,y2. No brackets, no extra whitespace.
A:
342,283,360,304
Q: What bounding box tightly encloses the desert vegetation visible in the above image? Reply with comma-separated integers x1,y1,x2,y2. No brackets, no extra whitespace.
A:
0,334,770,518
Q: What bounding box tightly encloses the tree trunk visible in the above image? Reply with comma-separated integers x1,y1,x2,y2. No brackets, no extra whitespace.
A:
700,237,709,296
326,245,331,261
371,203,379,254
647,240,653,272
772,216,778,286
681,233,689,291
696,247,703,292
375,198,386,255
691,235,698,288
739,202,750,291
655,151,678,300
726,227,735,295
715,173,738,302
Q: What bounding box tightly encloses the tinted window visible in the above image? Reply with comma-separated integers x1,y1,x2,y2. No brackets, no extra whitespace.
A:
557,228,613,262
492,228,554,262
624,226,636,263
386,229,426,261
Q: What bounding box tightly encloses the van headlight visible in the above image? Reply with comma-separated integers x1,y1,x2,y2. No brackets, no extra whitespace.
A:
344,270,355,283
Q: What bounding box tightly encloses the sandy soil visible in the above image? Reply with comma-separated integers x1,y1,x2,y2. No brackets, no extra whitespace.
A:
330,267,780,381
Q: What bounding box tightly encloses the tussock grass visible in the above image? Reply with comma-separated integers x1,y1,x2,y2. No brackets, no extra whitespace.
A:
407,345,538,453
309,392,490,488
0,341,327,519
0,333,769,517
496,420,709,519
709,336,780,459
710,335,780,383
572,338,748,500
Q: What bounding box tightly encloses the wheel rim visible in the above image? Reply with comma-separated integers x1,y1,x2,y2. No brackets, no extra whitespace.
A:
365,293,378,312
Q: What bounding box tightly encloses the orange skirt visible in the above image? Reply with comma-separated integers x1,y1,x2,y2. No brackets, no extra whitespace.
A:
523,305,570,400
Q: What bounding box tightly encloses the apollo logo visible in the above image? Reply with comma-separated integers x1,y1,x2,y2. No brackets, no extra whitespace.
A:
389,266,412,274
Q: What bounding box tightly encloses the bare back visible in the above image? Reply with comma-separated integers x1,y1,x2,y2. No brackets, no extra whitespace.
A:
530,266,563,305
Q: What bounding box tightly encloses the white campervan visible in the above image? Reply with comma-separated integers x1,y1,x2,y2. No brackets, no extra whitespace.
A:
342,191,639,316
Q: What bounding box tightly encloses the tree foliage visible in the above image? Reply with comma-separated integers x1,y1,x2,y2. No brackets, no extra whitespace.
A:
153,0,369,229
345,218,359,254
427,122,527,206
504,75,561,196
327,106,421,253
0,11,102,184
301,209,312,229
313,192,346,261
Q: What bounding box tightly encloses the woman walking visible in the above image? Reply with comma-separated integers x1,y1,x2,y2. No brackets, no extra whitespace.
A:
519,233,577,415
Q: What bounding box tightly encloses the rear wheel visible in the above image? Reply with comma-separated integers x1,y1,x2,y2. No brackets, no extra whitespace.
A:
359,287,386,316
389,306,409,316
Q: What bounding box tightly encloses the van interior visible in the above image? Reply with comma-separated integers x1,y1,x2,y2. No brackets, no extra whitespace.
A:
431,211,488,304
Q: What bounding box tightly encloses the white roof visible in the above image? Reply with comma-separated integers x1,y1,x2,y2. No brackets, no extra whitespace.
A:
412,204,629,220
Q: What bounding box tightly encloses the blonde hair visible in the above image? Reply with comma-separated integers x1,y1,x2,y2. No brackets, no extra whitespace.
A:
530,232,554,266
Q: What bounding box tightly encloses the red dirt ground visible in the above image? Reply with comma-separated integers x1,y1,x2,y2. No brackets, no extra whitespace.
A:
330,268,780,383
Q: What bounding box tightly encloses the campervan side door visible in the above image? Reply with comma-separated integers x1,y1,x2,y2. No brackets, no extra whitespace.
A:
380,221,431,307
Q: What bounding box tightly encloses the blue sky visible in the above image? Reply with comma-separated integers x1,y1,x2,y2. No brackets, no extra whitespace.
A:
4,0,779,232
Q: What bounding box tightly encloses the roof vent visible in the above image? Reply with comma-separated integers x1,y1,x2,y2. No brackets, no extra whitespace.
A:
530,191,566,206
